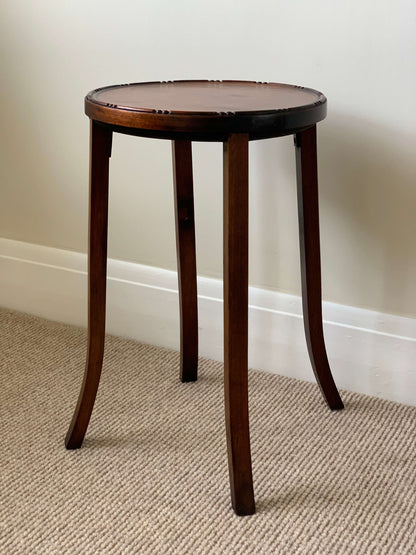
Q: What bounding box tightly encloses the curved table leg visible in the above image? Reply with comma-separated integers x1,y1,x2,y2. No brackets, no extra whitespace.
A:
172,140,198,382
295,125,344,410
223,133,255,515
65,120,112,449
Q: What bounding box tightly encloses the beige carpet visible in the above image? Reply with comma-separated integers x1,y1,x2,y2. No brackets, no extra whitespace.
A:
0,308,415,554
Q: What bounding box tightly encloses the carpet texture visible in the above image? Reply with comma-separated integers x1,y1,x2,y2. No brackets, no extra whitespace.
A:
0,307,415,554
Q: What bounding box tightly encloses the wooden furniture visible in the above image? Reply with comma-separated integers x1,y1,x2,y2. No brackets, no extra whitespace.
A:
65,80,344,516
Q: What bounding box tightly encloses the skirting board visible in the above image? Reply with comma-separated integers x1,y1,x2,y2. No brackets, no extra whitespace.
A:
0,237,415,406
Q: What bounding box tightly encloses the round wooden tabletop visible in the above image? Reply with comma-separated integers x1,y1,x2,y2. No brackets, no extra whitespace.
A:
85,80,327,141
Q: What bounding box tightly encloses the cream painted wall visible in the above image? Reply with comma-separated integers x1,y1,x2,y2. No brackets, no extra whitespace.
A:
1,0,415,318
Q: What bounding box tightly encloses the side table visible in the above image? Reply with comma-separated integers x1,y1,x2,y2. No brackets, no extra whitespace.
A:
65,80,344,516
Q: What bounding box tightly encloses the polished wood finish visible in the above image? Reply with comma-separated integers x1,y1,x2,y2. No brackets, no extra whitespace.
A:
66,80,343,515
85,80,327,141
223,134,254,515
88,80,325,113
172,140,198,382
65,121,112,449
295,126,344,410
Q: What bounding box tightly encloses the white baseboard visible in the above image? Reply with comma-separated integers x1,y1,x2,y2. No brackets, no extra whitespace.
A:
1,238,415,406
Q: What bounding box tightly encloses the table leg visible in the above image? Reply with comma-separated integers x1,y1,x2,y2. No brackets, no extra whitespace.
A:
223,133,255,515
65,120,112,449
295,125,344,410
172,140,198,382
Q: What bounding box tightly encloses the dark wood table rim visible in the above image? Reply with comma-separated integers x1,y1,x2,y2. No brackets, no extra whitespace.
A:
85,80,327,141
